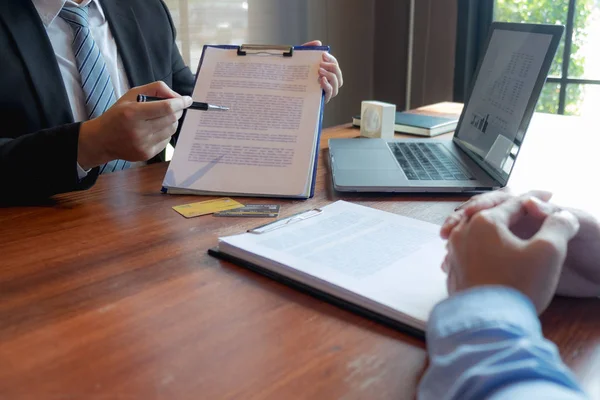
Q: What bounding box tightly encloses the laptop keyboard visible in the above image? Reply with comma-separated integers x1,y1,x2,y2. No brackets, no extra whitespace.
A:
388,142,474,181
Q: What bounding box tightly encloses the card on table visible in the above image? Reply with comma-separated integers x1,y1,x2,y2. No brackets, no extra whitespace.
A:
213,204,280,218
172,198,245,218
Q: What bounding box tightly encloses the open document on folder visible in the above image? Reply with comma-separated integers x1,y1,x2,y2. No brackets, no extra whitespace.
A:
210,201,448,335
163,45,326,198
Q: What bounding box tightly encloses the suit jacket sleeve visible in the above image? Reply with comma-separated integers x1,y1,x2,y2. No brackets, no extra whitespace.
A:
161,0,194,97
159,0,195,149
0,0,191,201
0,123,99,203
170,37,194,97
168,39,194,148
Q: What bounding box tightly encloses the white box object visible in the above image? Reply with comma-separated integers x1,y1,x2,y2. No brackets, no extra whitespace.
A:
360,101,396,139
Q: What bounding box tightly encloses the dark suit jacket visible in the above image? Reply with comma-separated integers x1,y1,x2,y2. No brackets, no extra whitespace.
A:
0,0,195,202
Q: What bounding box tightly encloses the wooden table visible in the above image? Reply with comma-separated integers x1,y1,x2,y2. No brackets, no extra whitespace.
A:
1,104,599,399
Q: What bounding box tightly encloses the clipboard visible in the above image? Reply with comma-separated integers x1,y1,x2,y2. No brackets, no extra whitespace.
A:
163,43,329,200
247,207,323,234
207,206,427,339
208,246,425,339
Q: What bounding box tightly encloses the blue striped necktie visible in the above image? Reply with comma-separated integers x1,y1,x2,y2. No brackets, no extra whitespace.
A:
59,4,130,174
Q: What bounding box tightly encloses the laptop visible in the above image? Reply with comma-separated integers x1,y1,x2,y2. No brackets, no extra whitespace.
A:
329,23,564,193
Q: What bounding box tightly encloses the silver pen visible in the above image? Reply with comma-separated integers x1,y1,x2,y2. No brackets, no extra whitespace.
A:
137,95,229,111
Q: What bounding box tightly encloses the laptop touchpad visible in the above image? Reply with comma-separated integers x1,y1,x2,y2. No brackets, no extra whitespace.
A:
335,150,399,170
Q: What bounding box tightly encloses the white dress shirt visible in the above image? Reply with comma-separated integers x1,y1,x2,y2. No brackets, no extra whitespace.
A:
32,0,131,177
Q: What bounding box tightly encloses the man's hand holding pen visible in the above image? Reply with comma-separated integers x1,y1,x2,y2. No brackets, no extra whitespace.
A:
77,81,192,170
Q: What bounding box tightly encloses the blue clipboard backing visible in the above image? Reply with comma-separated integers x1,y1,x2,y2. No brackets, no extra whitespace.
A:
208,247,426,340
162,44,329,199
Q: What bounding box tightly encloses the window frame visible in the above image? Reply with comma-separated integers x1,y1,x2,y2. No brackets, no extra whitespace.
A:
454,0,600,114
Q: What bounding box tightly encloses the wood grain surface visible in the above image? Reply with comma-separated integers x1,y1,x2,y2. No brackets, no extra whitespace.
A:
1,104,599,400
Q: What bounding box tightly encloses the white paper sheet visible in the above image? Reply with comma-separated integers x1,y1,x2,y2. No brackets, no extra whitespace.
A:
219,201,448,330
164,47,324,197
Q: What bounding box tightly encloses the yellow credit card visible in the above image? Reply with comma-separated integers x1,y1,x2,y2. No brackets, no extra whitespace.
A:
172,198,245,218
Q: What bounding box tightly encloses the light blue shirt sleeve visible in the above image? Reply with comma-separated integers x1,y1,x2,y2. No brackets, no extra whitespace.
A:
418,286,588,400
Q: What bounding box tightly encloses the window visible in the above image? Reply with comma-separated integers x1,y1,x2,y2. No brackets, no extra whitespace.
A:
162,1,249,160
163,0,249,70
494,0,600,116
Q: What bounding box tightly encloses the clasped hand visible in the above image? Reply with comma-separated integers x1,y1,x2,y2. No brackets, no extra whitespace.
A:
441,189,600,313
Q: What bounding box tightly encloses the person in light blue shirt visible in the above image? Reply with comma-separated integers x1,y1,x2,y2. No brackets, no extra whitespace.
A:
418,189,600,400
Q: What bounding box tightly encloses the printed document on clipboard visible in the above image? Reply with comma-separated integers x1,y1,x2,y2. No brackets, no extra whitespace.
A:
208,201,448,337
162,44,327,199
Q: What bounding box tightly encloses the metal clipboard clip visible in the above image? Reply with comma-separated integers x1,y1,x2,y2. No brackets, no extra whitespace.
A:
237,44,294,57
248,208,323,234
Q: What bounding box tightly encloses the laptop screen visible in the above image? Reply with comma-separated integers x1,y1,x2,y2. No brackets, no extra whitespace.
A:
453,23,563,184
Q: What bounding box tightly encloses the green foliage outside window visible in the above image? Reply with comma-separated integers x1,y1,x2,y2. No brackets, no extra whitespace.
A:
494,0,595,114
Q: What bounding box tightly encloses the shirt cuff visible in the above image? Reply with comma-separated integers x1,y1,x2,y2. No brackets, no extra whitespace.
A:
427,286,542,354
76,163,91,180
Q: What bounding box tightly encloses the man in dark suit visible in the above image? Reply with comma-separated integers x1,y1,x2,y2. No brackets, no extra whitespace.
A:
0,0,343,202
